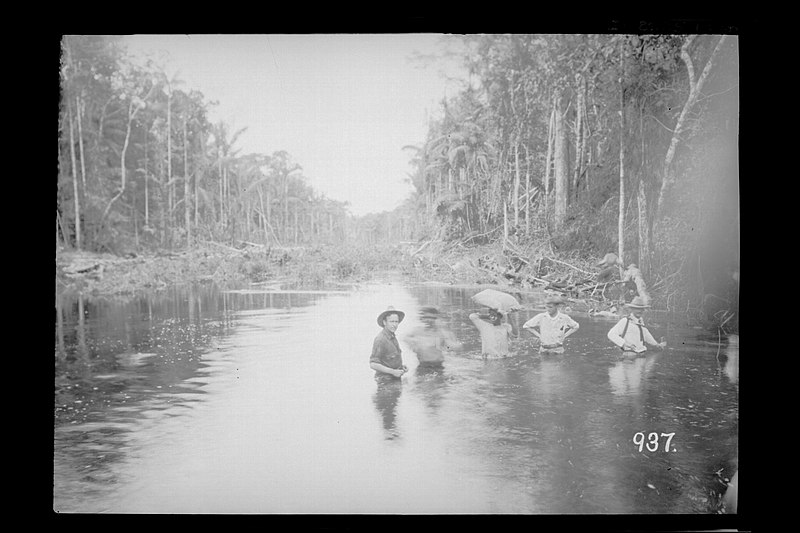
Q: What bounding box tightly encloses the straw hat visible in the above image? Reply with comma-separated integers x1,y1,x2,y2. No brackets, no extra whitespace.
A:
545,295,565,305
625,296,651,309
377,306,405,327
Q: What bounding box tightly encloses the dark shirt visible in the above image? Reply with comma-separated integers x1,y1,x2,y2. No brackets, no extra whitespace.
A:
370,329,403,374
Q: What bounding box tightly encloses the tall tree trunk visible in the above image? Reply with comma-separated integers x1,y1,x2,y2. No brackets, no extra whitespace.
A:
167,86,173,232
68,105,81,250
144,127,149,227
637,107,651,279
503,201,508,243
218,142,224,229
544,100,555,227
102,99,136,222
76,95,87,190
194,130,201,231
637,176,650,277
545,100,555,198
283,175,289,242
524,144,531,234
618,43,626,266
513,140,520,226
656,35,727,218
554,97,569,230
183,114,191,246
572,80,584,202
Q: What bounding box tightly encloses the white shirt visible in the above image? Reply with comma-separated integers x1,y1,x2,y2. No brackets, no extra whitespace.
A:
607,314,659,353
469,313,513,357
523,311,579,346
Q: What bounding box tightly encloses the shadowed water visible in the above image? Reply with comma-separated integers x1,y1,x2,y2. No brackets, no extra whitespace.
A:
54,281,738,514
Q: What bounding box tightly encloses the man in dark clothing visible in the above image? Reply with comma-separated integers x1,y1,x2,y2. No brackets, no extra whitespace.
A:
370,306,407,381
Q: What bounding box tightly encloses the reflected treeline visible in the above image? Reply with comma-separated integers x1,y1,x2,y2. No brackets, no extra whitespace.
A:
54,282,333,512
54,284,326,428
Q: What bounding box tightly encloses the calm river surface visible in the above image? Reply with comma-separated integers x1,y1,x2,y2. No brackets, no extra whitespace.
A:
54,277,739,514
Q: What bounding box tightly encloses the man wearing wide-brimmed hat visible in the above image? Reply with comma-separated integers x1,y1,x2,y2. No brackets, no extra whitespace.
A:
523,294,580,354
370,306,408,381
607,296,666,355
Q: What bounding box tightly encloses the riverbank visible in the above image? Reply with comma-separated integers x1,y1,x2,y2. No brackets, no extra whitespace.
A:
56,239,598,297
56,239,730,329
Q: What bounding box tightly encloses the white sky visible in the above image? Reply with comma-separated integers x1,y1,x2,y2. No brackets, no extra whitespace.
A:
123,34,467,216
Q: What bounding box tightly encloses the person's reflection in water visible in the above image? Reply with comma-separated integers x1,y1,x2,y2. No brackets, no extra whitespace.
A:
413,364,448,417
373,379,403,440
720,334,738,384
608,353,659,397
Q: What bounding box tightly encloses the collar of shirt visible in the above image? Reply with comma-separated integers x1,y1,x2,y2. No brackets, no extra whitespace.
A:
627,314,645,326
381,329,397,341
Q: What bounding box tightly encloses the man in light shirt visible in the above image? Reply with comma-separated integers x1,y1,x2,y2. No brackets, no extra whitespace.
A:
523,295,580,354
469,308,514,359
607,296,666,355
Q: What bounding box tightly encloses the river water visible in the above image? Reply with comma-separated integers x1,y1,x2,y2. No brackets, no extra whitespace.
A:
54,277,739,514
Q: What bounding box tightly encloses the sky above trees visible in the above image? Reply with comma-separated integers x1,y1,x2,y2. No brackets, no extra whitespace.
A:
123,34,467,216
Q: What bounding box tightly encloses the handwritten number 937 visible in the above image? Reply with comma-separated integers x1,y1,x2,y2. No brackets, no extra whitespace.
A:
633,432,676,452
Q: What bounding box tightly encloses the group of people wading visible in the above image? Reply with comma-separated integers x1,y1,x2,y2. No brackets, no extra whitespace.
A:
369,294,667,383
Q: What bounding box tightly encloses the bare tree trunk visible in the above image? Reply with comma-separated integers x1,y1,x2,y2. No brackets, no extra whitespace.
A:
524,144,531,234
637,176,650,277
544,100,555,227
503,201,509,243
183,114,191,246
572,80,584,202
68,105,81,250
656,35,727,218
76,96,87,190
513,140,520,226
544,106,554,198
194,129,201,232
554,97,569,229
218,142,225,229
167,85,173,232
283,175,289,242
618,47,626,266
144,128,149,227
102,99,136,221
638,107,651,279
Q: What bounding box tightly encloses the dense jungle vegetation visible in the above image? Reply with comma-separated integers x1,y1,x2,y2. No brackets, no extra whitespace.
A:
57,35,739,331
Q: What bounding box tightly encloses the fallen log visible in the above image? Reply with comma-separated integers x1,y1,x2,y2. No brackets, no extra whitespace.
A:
543,256,594,276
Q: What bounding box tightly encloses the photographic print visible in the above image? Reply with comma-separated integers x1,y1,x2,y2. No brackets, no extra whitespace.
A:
55,32,740,523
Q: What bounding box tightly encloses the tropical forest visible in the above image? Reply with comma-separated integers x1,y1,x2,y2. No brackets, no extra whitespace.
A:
56,34,739,332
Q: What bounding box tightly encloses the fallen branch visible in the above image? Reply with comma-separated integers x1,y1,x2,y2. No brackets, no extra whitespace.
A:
412,240,433,256
544,256,594,276
204,240,245,254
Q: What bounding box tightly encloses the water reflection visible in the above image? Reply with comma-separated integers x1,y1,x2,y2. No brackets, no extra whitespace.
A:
373,379,403,440
412,365,449,418
608,353,660,397
54,281,739,515
720,334,738,385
